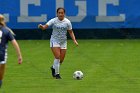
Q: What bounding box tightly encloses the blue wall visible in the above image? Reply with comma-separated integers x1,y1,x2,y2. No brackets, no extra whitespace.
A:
0,0,140,29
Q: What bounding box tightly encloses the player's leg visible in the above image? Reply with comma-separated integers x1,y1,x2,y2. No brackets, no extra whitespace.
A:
51,47,61,79
50,41,60,78
0,64,6,88
60,41,67,64
60,49,66,64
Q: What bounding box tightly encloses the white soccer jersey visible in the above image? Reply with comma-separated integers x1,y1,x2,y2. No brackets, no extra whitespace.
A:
46,17,72,43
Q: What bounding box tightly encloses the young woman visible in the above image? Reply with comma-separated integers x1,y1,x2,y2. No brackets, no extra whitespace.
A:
38,7,78,79
0,14,22,88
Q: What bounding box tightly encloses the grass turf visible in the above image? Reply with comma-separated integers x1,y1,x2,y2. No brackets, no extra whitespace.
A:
0,40,140,93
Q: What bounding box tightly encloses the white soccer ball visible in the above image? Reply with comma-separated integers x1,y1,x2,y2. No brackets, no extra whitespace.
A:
73,71,83,80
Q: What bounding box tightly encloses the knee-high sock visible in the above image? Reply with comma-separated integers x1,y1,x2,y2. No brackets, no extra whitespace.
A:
0,80,2,88
53,59,60,75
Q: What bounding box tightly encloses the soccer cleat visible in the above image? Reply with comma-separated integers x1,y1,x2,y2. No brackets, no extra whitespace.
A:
50,66,56,77
56,74,62,79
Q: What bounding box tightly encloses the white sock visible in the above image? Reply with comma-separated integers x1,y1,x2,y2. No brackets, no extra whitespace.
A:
53,59,60,75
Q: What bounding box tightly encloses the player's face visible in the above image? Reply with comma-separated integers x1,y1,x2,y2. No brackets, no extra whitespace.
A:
57,9,65,21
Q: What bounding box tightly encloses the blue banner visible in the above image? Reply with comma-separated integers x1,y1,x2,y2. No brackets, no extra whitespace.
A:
0,0,140,29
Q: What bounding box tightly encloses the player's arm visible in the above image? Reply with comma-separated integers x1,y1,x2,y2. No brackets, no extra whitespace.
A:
38,24,49,30
68,30,78,46
38,19,54,30
6,28,22,64
11,40,22,64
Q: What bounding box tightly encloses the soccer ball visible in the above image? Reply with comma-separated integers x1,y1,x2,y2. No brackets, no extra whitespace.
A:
73,71,83,80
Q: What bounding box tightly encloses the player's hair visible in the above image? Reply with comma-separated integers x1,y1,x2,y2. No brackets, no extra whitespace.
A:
57,7,65,13
0,23,3,27
0,14,5,26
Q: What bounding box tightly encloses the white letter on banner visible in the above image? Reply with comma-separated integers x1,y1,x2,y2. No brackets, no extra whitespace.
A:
96,0,125,22
18,0,47,22
56,0,86,22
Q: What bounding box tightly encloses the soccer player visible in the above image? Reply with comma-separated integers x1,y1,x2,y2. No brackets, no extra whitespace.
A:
0,14,22,88
38,7,78,79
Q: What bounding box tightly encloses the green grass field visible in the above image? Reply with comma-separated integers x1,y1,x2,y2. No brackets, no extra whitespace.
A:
0,40,140,93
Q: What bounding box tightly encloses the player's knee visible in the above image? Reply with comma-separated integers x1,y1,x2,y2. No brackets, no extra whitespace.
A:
0,75,3,80
55,55,60,59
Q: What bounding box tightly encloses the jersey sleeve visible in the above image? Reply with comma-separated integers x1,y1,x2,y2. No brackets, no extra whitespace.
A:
7,28,15,41
46,18,54,26
67,21,72,30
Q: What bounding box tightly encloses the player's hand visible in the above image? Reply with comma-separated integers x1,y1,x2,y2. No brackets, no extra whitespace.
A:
38,24,45,30
74,40,79,46
18,56,22,64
